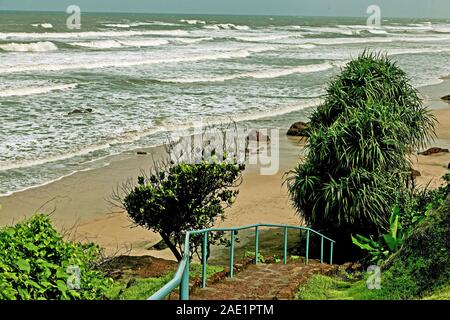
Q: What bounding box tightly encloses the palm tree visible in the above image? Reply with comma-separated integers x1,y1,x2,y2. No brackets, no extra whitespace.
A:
286,51,436,260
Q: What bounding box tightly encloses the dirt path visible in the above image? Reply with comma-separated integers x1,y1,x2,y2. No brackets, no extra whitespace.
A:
190,260,336,300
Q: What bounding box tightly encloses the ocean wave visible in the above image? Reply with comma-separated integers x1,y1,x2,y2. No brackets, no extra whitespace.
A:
433,26,450,33
388,47,450,56
171,37,214,44
180,19,206,25
0,29,189,40
204,24,250,31
300,26,357,36
0,83,78,97
0,41,58,52
103,23,131,28
31,23,53,29
0,46,276,74
234,34,293,42
161,63,333,83
70,39,169,49
0,98,320,175
311,37,393,45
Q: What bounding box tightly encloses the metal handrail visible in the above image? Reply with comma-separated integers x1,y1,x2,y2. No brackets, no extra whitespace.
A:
148,223,336,300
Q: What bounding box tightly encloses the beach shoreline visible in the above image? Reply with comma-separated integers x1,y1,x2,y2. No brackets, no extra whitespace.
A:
1,78,449,260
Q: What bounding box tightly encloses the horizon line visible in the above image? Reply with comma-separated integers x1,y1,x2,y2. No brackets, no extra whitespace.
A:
0,9,444,20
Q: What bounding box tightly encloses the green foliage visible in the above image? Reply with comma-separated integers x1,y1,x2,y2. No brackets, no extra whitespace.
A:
244,251,265,263
123,159,244,261
353,175,449,264
378,196,450,299
296,274,354,300
352,207,404,264
0,214,113,300
286,51,436,259
422,285,450,300
106,264,224,300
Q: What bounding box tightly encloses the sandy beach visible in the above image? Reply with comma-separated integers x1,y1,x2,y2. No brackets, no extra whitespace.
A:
1,80,449,260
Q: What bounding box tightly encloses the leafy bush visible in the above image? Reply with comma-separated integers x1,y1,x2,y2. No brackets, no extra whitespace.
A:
122,159,244,261
286,51,436,259
0,214,113,300
377,195,450,299
353,174,449,264
352,207,405,265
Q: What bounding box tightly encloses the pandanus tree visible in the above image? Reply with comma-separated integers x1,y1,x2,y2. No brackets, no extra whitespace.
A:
286,51,436,259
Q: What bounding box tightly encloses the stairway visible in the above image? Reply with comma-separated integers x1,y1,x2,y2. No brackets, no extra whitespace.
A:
189,260,336,300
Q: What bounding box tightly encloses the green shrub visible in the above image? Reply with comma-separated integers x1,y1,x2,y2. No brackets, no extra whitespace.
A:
0,214,113,300
378,196,450,299
353,175,449,264
122,159,244,262
286,51,436,260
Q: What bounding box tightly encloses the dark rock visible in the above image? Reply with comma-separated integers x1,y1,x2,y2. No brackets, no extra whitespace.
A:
419,147,449,156
68,109,83,115
411,169,421,178
441,95,450,102
68,108,93,115
246,130,270,142
287,121,310,137
137,151,148,155
150,239,168,250
448,163,450,170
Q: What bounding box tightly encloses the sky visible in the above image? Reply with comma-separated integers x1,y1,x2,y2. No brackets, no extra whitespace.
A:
0,0,449,19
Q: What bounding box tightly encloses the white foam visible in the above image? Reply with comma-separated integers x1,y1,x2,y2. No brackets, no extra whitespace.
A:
367,29,388,35
171,37,213,44
235,34,293,42
131,21,180,27
433,26,450,33
0,41,58,52
0,29,189,40
103,23,131,28
311,37,393,45
301,26,356,36
31,23,53,29
205,24,250,31
71,39,169,49
180,19,206,25
162,63,333,83
0,83,78,97
0,46,276,74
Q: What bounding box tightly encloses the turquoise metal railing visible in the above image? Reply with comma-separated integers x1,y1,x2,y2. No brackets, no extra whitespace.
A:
148,223,336,300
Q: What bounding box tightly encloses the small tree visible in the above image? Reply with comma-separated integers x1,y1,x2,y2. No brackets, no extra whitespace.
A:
121,156,244,261
119,124,247,261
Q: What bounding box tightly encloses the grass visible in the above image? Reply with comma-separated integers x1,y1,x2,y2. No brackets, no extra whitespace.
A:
423,285,450,300
295,274,378,300
106,264,224,300
296,274,450,300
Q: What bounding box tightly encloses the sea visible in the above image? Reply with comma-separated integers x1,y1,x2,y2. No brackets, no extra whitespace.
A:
1,11,450,196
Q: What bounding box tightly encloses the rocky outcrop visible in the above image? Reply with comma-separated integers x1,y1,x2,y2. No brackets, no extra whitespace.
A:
411,169,421,178
68,108,93,115
287,122,310,137
441,95,450,102
419,147,449,156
